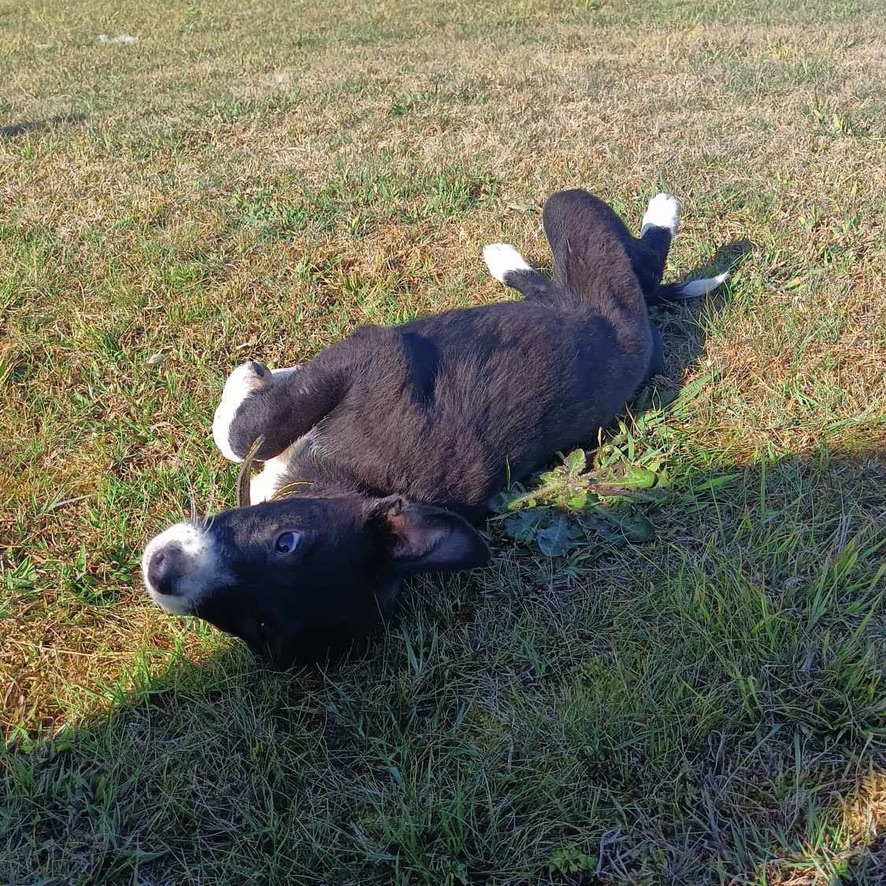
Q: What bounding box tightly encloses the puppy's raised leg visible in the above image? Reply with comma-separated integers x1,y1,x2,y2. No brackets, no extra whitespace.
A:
482,243,560,301
620,192,682,301
638,194,728,303
212,358,345,464
640,193,681,274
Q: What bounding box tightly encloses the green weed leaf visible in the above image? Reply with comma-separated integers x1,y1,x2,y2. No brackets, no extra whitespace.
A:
535,515,576,557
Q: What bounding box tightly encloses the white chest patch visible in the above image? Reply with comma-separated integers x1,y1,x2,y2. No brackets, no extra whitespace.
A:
249,433,315,503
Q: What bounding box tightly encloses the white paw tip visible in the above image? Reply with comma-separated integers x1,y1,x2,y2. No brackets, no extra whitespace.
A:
212,361,270,463
641,193,682,236
483,243,531,284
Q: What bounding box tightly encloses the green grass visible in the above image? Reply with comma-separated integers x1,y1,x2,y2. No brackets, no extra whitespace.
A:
2,0,886,882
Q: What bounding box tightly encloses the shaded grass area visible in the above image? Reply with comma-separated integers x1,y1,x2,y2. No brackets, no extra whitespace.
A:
4,450,885,883
2,0,886,882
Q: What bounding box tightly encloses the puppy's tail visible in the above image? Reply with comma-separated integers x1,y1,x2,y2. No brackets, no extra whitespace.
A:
648,272,729,305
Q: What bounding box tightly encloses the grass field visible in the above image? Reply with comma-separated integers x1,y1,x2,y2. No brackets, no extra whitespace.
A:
2,0,886,882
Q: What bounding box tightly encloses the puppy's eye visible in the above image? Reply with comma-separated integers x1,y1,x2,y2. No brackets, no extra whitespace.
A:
274,531,301,554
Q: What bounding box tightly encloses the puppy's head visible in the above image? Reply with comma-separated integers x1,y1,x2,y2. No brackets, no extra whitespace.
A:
141,495,489,665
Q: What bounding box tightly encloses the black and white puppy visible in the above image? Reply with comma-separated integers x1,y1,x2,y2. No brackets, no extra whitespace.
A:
141,189,726,664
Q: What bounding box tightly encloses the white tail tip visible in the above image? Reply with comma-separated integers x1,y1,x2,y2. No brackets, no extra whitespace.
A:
676,271,729,297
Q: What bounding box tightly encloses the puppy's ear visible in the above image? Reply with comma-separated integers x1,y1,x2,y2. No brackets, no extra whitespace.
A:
366,496,490,574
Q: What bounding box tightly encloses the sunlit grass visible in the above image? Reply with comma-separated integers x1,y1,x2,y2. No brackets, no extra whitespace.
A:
1,0,885,882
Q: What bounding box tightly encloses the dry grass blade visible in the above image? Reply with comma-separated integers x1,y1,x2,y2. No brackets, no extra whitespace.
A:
271,479,314,501
235,435,265,509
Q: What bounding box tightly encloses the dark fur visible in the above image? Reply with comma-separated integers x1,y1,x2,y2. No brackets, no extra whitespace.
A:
225,191,669,510
144,190,679,664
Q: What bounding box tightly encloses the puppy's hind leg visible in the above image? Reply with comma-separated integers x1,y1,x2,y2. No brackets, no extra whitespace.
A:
631,193,682,298
640,192,682,239
639,194,729,304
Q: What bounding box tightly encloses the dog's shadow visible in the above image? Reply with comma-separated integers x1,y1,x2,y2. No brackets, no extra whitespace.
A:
1,112,87,140
682,238,754,281
5,453,885,885
649,237,753,391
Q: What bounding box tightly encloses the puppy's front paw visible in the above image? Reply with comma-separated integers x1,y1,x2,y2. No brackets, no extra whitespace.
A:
212,360,273,462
